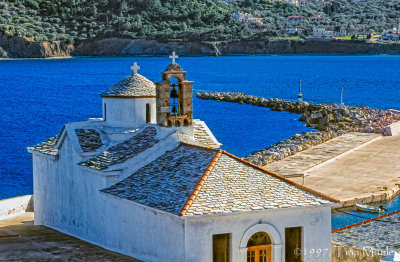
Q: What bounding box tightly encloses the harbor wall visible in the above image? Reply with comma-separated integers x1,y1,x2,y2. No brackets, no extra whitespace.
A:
385,120,400,136
0,195,33,220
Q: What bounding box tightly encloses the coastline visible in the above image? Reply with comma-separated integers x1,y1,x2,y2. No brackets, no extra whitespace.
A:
1,53,400,61
2,37,400,59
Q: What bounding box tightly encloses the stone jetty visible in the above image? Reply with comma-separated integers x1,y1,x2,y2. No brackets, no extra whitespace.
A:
244,131,338,166
197,91,400,166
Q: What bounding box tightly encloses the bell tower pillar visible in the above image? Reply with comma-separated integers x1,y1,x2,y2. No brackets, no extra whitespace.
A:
155,52,193,127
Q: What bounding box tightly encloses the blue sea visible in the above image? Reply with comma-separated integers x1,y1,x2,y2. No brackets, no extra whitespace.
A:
1,55,400,228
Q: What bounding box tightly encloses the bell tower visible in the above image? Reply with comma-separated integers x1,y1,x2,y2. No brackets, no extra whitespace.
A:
155,52,193,127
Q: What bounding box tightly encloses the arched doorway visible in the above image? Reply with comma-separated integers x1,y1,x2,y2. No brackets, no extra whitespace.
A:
247,232,271,262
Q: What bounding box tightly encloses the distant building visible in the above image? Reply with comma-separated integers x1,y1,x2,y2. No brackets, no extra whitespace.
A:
289,0,300,6
299,0,308,6
232,12,263,27
287,16,305,22
285,27,303,35
271,0,299,6
310,28,334,38
380,24,400,42
338,28,347,37
310,14,323,23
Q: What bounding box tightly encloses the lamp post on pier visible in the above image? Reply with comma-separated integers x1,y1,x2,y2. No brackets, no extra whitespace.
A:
298,80,303,102
340,86,345,109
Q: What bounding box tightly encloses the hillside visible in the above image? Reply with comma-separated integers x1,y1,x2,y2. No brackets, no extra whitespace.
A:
232,0,400,34
1,0,400,42
0,0,399,58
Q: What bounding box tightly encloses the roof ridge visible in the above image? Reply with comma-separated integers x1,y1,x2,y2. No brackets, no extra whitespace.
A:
221,151,340,204
180,141,220,151
179,150,223,216
331,209,400,233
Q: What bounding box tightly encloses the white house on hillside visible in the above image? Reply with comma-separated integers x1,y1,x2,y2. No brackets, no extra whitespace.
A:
338,28,347,37
29,55,338,262
310,28,334,38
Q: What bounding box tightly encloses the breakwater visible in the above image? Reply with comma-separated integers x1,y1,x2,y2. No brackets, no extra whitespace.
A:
196,91,400,166
244,131,338,166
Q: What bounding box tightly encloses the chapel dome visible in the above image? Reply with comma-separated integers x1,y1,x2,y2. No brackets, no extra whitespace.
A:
100,73,156,98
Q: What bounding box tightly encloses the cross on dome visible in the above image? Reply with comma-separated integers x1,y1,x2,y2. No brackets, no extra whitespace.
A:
131,62,140,74
169,51,178,65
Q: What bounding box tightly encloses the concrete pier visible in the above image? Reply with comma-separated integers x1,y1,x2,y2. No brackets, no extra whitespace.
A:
264,133,400,207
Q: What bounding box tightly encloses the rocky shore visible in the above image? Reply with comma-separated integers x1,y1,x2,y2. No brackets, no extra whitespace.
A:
244,131,338,166
0,32,73,59
2,34,400,58
197,91,400,166
73,38,400,56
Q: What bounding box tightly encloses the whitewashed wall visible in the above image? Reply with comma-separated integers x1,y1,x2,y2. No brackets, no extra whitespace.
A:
183,205,332,262
32,132,332,262
0,195,33,220
102,194,185,262
32,134,185,262
102,97,156,128
385,120,400,136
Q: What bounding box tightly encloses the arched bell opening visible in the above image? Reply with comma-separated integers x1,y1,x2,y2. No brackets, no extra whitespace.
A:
169,77,180,116
247,232,272,262
183,119,189,125
175,120,181,127
167,120,172,126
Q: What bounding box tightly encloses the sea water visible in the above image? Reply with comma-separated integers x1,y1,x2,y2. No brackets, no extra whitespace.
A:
1,55,399,228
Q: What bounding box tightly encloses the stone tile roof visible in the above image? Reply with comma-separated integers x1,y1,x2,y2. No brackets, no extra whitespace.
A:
193,120,220,148
28,135,60,156
101,142,336,216
80,127,158,170
101,144,217,215
100,73,156,98
75,129,103,152
183,152,334,216
332,210,400,253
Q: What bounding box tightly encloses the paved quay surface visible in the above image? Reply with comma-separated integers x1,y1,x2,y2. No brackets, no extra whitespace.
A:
263,132,380,178
0,213,140,261
264,132,400,206
301,134,400,203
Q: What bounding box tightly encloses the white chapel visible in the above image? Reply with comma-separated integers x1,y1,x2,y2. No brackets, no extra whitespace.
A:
28,54,337,262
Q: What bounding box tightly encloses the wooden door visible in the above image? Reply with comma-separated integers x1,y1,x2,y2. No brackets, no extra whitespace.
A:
213,234,230,262
146,103,151,123
247,245,271,262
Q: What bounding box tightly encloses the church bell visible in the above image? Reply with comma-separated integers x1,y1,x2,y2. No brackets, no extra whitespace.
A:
170,86,178,99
